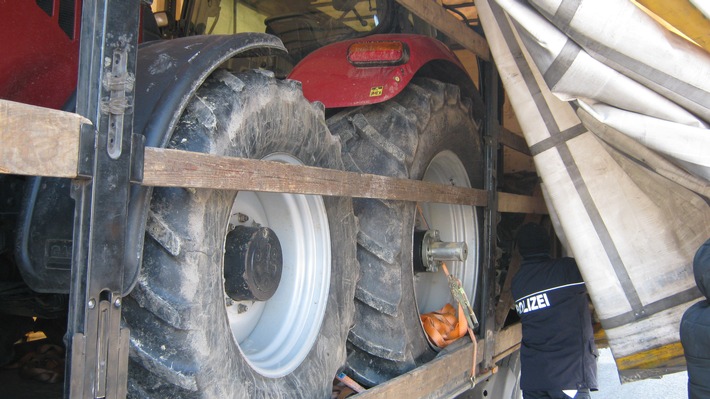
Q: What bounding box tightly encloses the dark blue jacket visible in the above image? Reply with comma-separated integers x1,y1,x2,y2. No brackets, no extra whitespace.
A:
512,255,598,391
681,238,710,399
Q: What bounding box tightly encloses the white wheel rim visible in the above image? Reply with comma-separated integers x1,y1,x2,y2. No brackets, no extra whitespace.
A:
414,150,479,314
224,153,331,378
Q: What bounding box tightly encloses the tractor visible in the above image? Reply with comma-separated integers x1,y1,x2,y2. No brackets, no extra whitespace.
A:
0,0,525,397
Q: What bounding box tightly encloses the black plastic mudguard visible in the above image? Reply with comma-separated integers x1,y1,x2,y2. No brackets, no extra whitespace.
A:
16,33,287,294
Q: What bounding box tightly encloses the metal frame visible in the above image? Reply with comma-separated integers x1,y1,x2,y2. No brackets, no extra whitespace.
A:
480,59,501,373
66,1,141,397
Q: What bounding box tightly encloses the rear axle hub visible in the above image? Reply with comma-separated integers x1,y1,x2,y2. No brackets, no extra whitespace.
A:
413,229,468,273
224,225,283,301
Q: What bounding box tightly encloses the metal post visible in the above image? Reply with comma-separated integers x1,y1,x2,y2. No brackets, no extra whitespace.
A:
66,0,140,397
480,59,500,372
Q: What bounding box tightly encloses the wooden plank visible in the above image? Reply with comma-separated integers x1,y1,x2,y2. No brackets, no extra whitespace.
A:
395,0,490,60
1,99,545,212
500,126,531,155
145,149,546,212
0,99,86,177
491,323,523,363
143,147,489,206
616,341,686,371
0,102,547,211
353,323,521,398
495,252,522,328
454,49,480,88
353,343,479,399
498,192,548,214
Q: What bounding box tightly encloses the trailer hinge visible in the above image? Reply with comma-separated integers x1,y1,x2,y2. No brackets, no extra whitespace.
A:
70,294,130,399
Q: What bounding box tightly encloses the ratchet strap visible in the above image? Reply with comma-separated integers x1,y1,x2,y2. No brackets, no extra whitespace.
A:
421,303,469,348
420,263,479,385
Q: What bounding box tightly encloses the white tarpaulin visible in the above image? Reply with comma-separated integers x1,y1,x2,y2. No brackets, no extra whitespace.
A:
477,0,710,381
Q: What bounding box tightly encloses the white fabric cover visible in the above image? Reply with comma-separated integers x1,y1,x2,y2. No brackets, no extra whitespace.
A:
477,0,710,381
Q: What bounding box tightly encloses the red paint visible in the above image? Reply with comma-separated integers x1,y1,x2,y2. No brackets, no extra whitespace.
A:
288,34,466,108
0,0,81,109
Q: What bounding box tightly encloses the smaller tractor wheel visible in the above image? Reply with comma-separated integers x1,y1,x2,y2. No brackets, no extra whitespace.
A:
328,78,484,386
123,70,358,398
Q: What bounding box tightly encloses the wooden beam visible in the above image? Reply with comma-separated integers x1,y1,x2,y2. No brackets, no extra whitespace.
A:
1,99,545,212
491,322,523,363
395,0,490,60
143,148,489,206
498,192,548,214
494,252,521,328
0,99,86,178
500,126,531,155
353,323,521,398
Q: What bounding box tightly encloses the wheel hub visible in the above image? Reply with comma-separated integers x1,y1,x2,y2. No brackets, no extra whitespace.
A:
224,225,283,301
413,229,468,273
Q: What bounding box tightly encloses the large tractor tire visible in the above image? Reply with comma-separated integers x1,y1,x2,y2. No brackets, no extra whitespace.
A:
327,78,484,386
123,70,358,398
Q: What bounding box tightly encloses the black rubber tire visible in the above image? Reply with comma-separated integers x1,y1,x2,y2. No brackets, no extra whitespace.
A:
123,70,358,398
327,78,484,386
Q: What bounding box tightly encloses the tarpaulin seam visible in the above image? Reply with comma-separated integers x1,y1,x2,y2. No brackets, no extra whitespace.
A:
535,0,710,114
552,0,583,35
602,286,702,329
529,123,586,156
543,39,581,88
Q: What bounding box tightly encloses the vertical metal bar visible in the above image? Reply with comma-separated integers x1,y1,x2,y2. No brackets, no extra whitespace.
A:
66,0,140,397
480,59,500,372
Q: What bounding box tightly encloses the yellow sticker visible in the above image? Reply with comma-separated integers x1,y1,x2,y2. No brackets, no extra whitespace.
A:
369,86,383,97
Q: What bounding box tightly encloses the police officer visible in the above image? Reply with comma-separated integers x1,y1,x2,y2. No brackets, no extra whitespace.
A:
680,238,710,399
512,223,598,399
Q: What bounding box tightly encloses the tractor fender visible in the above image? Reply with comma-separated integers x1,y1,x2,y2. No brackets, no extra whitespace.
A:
288,34,477,109
134,33,287,147
16,33,287,295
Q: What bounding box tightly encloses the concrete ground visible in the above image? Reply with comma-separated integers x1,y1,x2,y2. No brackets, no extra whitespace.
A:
591,348,688,399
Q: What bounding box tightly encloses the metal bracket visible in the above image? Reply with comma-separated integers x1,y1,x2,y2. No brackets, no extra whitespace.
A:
130,133,145,184
77,124,96,179
66,0,141,397
448,274,480,330
480,59,501,371
70,296,129,399
77,129,144,183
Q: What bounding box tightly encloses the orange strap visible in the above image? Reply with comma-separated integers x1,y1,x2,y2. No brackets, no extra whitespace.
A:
421,262,479,384
420,303,468,348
